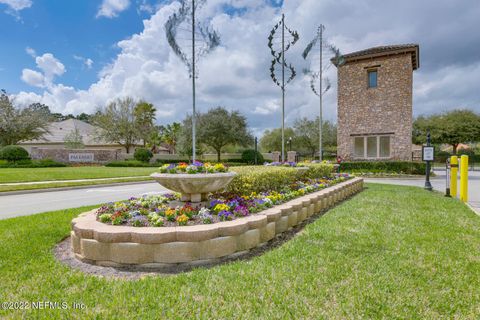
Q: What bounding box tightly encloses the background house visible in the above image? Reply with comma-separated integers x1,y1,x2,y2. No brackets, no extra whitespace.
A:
19,119,133,153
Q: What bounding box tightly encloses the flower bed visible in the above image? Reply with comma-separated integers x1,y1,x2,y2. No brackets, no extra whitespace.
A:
71,177,363,268
159,161,227,174
95,174,350,227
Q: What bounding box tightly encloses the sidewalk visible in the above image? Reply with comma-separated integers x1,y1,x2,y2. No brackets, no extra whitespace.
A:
364,170,479,215
0,176,151,186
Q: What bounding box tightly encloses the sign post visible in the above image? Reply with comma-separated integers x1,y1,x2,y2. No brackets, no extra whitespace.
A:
422,130,434,191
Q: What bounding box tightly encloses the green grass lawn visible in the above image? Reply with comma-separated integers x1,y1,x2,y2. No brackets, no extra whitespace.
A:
0,167,156,183
1,183,480,319
0,177,153,192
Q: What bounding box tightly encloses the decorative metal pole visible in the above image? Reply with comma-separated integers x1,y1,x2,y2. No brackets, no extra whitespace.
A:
281,14,285,163
318,25,323,161
165,0,220,163
191,0,196,161
303,25,343,162
268,14,299,163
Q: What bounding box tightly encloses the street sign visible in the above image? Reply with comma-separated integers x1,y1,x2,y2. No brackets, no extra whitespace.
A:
422,146,434,161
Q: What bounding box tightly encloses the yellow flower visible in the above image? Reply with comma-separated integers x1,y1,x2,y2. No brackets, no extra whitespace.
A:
165,208,177,217
214,203,230,213
176,214,189,225
214,163,226,172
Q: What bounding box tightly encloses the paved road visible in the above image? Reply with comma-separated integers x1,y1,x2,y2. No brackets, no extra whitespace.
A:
365,170,479,213
0,171,477,220
0,181,165,220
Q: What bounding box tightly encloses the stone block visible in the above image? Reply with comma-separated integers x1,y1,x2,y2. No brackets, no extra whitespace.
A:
198,236,237,259
154,242,199,263
275,216,289,234
297,207,307,222
81,238,111,261
260,222,276,243
263,208,281,222
245,215,267,229
236,229,261,251
176,224,219,242
217,220,248,236
130,227,176,244
287,211,298,228
110,242,154,264
71,231,80,254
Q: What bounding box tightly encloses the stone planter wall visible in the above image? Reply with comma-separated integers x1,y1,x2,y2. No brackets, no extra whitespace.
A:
71,177,363,268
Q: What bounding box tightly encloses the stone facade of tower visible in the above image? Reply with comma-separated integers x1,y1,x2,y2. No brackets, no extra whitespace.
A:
335,45,419,161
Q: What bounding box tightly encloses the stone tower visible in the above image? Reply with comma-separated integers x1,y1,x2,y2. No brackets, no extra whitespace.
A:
334,44,419,161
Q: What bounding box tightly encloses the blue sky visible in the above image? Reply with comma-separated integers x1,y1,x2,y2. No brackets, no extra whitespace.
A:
0,0,153,93
0,0,478,132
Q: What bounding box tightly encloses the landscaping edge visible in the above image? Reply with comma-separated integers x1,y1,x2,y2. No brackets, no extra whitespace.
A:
71,177,364,268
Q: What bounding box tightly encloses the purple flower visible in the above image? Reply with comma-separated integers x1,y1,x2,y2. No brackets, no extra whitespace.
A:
129,215,148,227
192,160,203,167
227,200,239,208
210,199,223,208
218,210,234,221
233,205,249,217
255,199,265,205
167,164,176,170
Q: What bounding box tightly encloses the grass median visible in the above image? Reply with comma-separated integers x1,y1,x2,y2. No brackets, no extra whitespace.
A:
0,167,157,183
1,183,479,319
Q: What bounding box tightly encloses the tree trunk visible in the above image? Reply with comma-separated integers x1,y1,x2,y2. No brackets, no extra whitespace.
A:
452,143,458,155
125,145,130,154
217,149,221,162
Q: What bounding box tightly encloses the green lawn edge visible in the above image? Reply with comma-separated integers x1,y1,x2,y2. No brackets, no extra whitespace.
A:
1,183,479,319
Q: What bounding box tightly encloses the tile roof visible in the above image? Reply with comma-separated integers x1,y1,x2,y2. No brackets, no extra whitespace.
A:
334,44,419,69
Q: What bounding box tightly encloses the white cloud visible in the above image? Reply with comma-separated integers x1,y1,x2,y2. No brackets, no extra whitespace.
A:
21,68,45,87
25,46,36,57
13,0,480,127
137,0,155,14
96,0,130,18
35,53,65,80
0,0,32,11
74,55,94,69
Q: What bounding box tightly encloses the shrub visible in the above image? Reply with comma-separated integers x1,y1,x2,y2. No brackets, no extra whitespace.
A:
0,159,66,168
301,163,335,179
0,145,30,162
134,148,153,163
227,164,335,194
105,160,157,167
241,149,264,165
435,151,451,164
339,161,426,175
227,166,300,194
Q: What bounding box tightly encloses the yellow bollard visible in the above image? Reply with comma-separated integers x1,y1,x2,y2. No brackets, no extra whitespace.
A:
460,155,469,202
450,156,458,198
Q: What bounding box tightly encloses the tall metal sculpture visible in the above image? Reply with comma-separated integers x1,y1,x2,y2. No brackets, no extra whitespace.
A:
302,24,343,161
268,14,299,163
165,0,220,161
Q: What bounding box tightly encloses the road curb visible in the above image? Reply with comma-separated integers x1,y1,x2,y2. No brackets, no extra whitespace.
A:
466,203,480,216
0,180,157,196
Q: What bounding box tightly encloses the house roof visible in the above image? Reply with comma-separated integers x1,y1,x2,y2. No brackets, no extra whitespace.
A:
21,119,109,145
333,44,420,70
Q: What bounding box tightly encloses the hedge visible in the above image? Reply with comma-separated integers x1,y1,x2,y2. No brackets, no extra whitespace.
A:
227,164,333,194
105,160,158,167
339,161,426,175
0,159,66,168
300,163,334,179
